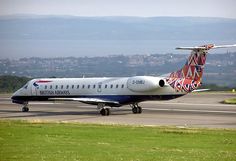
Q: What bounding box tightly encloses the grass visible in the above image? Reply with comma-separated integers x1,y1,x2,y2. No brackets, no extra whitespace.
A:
0,120,236,161
223,98,236,104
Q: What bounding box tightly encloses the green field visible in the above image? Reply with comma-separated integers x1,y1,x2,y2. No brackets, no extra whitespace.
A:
0,120,235,161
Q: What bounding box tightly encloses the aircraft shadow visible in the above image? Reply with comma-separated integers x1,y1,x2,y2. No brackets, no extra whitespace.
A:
0,109,131,119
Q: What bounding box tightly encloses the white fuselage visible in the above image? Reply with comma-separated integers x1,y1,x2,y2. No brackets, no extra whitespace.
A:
12,76,185,106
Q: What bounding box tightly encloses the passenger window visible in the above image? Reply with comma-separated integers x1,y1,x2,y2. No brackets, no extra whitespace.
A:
45,85,47,89
116,84,119,88
61,85,63,89
50,85,52,89
55,85,58,89
82,85,85,89
93,85,96,88
77,85,79,89
121,84,124,88
110,84,113,88
105,84,108,88
72,85,74,89
66,85,69,89
88,85,90,89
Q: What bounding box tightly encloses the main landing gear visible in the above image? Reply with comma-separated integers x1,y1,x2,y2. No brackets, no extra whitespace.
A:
97,103,110,116
130,103,142,114
100,108,110,116
22,103,29,112
97,103,142,116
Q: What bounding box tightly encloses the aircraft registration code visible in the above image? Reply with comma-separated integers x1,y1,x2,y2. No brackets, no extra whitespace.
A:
132,80,145,84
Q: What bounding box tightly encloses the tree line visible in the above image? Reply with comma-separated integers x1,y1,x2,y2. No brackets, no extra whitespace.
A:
0,75,30,93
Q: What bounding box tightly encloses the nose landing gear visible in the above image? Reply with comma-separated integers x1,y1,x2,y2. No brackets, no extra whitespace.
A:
22,103,29,112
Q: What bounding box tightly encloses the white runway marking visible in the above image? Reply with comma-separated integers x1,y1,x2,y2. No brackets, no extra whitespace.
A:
77,105,95,108
144,102,236,107
144,108,236,114
0,98,11,100
76,105,236,114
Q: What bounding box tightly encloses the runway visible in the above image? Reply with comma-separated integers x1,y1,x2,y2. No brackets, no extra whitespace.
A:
0,93,236,128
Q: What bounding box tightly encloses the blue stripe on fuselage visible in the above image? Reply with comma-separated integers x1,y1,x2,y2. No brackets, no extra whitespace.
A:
11,94,185,106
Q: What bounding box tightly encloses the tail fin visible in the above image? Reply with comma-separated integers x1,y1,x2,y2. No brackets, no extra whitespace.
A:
167,44,236,93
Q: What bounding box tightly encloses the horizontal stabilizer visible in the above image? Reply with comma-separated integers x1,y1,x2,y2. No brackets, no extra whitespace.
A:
212,44,236,49
192,89,210,92
176,44,236,51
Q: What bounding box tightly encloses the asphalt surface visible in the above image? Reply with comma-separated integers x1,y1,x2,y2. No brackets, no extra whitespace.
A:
0,93,236,128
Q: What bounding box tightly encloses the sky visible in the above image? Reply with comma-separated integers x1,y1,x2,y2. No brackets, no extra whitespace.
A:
0,0,236,18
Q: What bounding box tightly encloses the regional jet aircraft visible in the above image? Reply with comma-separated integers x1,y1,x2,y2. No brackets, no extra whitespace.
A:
11,44,236,115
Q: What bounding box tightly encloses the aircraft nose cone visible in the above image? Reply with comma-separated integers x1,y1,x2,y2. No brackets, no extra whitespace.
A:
11,92,19,101
11,89,22,101
11,95,17,100
11,90,25,104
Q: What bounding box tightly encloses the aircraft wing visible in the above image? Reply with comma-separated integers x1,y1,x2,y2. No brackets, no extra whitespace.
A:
48,97,120,105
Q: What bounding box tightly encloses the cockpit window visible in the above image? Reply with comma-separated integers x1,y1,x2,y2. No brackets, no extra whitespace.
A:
23,82,29,89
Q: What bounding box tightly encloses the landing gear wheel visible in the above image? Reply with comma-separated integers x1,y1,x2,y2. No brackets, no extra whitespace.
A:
132,107,138,114
22,106,29,112
100,108,110,116
137,106,142,114
100,108,105,115
131,104,142,114
106,108,110,116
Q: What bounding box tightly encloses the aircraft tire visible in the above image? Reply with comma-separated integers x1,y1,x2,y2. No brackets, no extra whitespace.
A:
22,106,29,112
100,109,105,115
106,108,110,116
137,106,142,114
100,108,109,116
132,107,138,114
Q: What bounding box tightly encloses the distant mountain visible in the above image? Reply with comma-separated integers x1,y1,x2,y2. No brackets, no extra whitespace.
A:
0,15,236,59
0,15,236,40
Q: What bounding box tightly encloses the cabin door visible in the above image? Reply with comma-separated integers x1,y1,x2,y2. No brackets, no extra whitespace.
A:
31,82,39,96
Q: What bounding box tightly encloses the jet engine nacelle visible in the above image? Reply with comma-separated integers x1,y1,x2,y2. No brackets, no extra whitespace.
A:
127,76,165,92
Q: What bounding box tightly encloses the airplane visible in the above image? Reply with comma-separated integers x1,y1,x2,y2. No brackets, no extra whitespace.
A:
11,44,236,116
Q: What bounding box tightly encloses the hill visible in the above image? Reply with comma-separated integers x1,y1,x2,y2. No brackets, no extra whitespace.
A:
1,15,236,58
0,15,236,41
